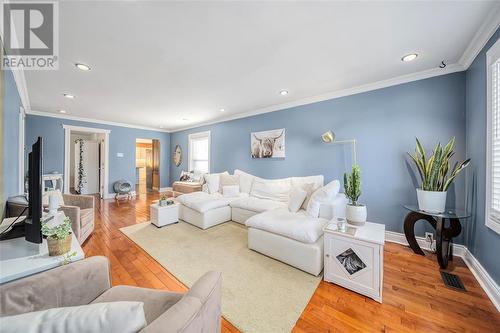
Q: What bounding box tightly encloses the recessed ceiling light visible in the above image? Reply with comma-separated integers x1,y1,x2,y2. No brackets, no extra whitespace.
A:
401,53,418,62
63,93,75,99
220,108,225,112
159,125,164,129
59,110,67,114
75,63,91,71
279,90,289,96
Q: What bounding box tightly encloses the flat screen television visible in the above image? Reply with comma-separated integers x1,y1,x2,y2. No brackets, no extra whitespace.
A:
26,137,43,243
0,137,42,243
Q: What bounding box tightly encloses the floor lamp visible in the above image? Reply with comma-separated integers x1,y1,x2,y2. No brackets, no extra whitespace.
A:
321,130,357,165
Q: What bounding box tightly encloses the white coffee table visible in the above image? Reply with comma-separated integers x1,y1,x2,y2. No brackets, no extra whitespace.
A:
323,220,385,303
150,202,179,227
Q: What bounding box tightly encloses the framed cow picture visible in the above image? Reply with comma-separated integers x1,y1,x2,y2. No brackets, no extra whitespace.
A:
251,128,285,158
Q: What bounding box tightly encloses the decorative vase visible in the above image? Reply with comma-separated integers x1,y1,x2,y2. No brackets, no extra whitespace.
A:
346,204,367,225
47,233,72,256
416,189,447,214
159,199,168,207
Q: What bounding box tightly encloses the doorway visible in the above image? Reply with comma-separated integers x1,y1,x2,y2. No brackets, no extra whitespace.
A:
64,125,110,198
136,138,160,194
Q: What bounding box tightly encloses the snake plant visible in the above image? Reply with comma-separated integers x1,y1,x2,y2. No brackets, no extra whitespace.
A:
408,137,470,192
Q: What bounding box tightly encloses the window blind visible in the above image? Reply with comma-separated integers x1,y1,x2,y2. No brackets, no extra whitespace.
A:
189,132,210,174
491,59,500,223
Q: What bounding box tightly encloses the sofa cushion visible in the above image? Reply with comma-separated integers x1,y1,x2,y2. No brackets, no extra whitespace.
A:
306,180,340,217
230,197,287,213
250,178,291,202
0,302,146,333
234,169,257,194
291,175,324,189
177,191,246,213
245,208,328,244
92,286,183,324
222,185,240,198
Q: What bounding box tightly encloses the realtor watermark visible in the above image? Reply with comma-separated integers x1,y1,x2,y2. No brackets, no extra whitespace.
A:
1,1,59,70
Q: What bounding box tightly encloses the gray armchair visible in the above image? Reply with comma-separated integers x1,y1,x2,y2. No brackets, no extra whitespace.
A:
59,194,95,244
0,256,222,333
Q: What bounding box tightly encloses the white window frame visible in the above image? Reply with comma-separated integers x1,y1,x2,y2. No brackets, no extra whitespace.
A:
486,37,500,235
188,131,211,174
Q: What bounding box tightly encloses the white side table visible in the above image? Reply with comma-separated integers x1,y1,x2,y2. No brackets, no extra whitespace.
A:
323,221,385,303
150,203,179,227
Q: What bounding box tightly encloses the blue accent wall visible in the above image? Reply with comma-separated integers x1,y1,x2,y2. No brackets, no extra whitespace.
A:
25,115,170,193
3,69,21,203
465,28,500,284
171,73,467,238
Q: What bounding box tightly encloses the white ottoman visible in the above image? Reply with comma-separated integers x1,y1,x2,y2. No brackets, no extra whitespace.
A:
150,203,179,227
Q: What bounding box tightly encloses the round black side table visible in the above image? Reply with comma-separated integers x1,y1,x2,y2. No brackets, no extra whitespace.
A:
403,205,470,269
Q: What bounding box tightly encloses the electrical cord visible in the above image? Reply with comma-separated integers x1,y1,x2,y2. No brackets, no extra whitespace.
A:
0,207,28,236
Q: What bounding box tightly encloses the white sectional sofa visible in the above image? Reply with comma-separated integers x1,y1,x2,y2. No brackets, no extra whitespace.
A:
175,169,347,275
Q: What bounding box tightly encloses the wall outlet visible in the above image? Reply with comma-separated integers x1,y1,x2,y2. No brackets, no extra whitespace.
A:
425,232,434,243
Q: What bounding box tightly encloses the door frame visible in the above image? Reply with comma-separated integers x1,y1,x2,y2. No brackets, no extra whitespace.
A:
63,125,110,198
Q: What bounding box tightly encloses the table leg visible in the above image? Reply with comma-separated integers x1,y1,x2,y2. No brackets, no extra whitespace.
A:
404,211,436,256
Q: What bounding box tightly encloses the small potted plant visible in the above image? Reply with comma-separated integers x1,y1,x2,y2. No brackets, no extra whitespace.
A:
344,164,367,225
408,137,470,213
159,194,168,207
42,216,73,256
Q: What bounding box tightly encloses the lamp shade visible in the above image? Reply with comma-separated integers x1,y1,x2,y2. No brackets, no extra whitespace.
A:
321,131,335,143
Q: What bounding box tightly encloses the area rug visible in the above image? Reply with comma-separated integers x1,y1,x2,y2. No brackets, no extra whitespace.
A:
120,221,321,333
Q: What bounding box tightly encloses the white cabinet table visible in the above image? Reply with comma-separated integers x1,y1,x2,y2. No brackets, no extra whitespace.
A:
150,202,179,227
323,221,385,303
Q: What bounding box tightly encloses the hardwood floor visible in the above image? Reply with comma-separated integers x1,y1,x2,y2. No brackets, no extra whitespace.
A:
83,192,500,333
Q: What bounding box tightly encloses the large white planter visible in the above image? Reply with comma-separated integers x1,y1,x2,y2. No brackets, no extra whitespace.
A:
416,189,447,213
346,204,367,226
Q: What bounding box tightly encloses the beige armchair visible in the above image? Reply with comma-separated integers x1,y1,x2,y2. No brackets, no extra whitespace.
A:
0,256,223,333
59,194,95,244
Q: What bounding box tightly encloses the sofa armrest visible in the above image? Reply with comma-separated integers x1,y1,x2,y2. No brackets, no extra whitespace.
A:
319,193,348,220
59,205,81,240
0,256,111,317
141,271,222,333
63,194,94,210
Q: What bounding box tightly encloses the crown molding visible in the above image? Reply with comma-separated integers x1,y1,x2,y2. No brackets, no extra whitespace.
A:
171,63,464,132
25,110,171,133
459,3,500,69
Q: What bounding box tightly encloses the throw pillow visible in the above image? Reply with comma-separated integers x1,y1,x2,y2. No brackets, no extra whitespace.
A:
203,171,229,194
250,178,291,202
222,185,240,198
218,174,240,193
306,180,341,218
288,186,308,213
0,302,146,333
300,183,320,210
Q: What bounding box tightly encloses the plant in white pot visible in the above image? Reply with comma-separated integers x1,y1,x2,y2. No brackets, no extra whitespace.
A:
408,137,470,214
344,165,367,225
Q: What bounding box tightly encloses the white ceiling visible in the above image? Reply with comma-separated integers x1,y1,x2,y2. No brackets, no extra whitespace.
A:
23,1,499,131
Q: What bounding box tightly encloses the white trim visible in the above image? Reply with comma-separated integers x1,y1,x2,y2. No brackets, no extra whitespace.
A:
485,38,500,235
459,3,500,69
188,131,211,174
171,64,463,132
159,187,171,192
462,247,500,312
63,125,110,199
62,124,111,134
104,191,136,200
385,231,500,312
18,107,25,194
27,110,170,133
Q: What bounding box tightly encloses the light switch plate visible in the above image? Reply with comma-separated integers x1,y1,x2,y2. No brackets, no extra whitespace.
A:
116,152,124,157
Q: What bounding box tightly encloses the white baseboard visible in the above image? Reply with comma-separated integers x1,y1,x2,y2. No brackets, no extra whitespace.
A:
159,187,171,192
385,231,500,312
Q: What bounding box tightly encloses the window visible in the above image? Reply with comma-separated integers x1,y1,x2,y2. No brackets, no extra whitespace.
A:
486,38,500,235
188,131,210,174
